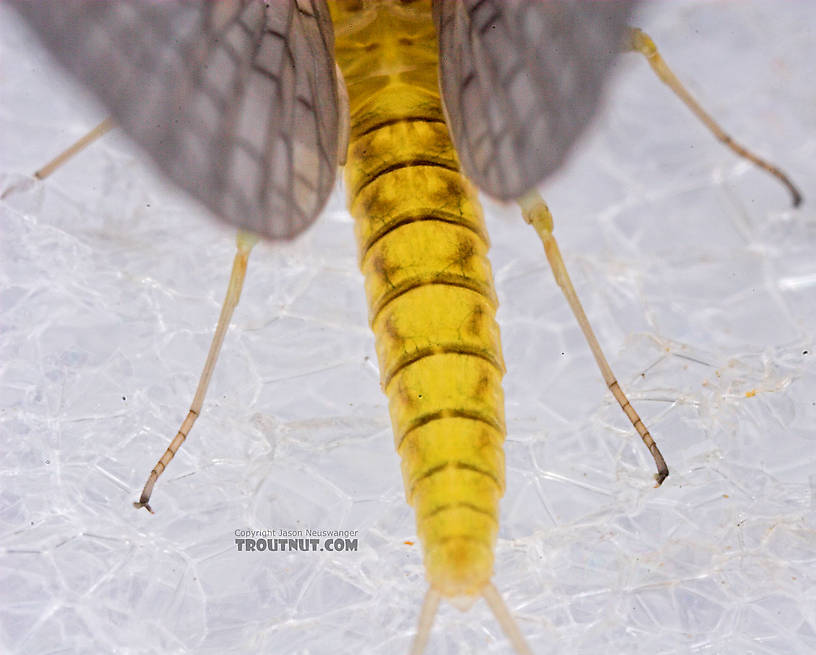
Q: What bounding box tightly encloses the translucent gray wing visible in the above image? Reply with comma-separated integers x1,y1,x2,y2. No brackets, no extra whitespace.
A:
434,0,635,200
12,0,339,240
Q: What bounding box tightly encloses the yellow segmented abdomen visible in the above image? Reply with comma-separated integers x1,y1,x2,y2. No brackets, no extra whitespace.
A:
329,0,506,599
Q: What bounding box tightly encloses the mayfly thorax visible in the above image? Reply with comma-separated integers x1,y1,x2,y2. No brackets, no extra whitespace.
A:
8,1,802,652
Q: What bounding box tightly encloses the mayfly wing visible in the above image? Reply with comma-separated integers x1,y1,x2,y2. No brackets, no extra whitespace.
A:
434,0,635,200
10,0,340,240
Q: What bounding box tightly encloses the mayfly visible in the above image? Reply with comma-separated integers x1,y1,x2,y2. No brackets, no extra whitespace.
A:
10,1,801,652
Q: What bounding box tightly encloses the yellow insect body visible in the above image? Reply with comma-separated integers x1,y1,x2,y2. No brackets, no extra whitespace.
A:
330,0,506,600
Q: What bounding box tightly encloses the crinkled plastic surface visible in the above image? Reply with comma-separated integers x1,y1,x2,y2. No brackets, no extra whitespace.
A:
1,2,815,654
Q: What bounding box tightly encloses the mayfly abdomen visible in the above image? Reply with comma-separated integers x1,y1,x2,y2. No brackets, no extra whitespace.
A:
329,0,506,599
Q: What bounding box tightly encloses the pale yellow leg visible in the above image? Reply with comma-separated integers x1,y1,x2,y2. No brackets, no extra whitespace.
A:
33,116,116,180
627,27,802,207
133,231,258,513
519,191,669,486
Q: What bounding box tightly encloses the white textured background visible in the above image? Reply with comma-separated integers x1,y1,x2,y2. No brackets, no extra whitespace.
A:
2,2,815,654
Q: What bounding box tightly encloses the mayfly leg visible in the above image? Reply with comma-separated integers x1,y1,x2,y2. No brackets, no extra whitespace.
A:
133,231,258,513
0,115,115,200
519,191,669,486
33,115,115,180
627,27,802,207
18,114,259,511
